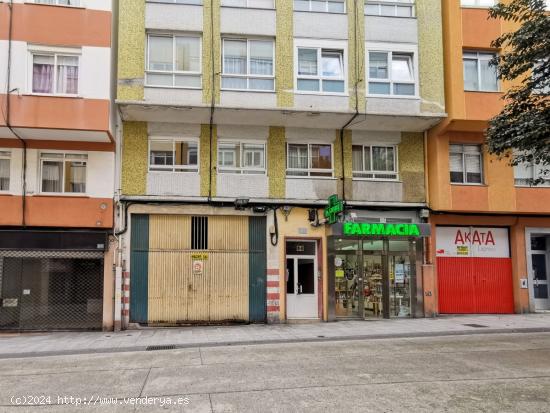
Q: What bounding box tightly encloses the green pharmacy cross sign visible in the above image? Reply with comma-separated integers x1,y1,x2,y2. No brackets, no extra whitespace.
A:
324,195,344,225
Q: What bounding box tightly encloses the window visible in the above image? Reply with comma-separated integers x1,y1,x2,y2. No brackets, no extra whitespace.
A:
146,34,201,88
191,216,208,250
533,60,550,95
297,47,345,93
449,144,483,184
0,151,10,192
147,0,203,4
368,51,415,96
40,153,87,194
463,51,498,91
31,53,79,95
365,1,415,17
352,145,398,179
149,138,199,172
287,144,333,177
218,142,266,174
34,0,81,6
294,0,345,12
222,39,274,91
222,0,274,8
460,0,495,6
514,163,550,187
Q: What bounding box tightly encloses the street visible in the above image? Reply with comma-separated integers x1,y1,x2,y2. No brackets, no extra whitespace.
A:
1,332,550,412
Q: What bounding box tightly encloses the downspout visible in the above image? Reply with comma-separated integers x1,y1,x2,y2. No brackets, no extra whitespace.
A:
339,0,361,203
208,0,216,202
423,130,432,265
5,0,27,227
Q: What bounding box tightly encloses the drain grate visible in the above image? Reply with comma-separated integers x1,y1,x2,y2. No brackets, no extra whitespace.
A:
146,345,177,351
463,323,488,328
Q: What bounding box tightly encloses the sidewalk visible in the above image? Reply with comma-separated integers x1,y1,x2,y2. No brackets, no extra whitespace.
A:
0,314,549,359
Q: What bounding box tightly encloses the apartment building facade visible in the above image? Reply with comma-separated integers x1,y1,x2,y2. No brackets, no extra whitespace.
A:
427,0,550,315
116,0,446,326
0,0,116,330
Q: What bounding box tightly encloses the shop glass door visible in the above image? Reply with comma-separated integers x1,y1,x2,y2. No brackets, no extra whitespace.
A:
362,240,384,319
530,235,550,311
334,240,361,318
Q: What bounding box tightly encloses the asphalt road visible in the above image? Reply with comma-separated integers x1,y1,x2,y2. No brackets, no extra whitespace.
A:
0,332,549,412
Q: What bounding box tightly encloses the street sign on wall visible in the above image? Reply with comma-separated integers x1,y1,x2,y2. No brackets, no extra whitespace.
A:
435,226,510,258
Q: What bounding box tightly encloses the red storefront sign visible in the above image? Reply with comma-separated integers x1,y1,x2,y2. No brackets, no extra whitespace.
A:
436,226,514,314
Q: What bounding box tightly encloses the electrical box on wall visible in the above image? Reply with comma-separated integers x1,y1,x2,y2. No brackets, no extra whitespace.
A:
520,278,528,289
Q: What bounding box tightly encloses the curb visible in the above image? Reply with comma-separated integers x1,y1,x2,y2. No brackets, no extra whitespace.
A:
0,327,549,360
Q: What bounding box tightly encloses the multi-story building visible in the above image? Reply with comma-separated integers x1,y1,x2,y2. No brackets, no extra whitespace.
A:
0,0,116,330
116,0,446,326
427,0,550,315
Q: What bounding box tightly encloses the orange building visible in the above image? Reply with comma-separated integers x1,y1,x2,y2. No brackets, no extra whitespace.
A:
426,0,550,316
0,1,115,331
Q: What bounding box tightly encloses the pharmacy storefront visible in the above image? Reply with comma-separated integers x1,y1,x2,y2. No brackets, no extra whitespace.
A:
327,221,431,320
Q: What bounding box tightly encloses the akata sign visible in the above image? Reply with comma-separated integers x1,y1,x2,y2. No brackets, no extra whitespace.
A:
340,222,431,237
435,226,510,258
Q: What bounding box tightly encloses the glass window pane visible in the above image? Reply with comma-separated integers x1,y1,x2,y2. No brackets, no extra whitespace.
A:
149,36,173,71
56,55,79,94
463,58,478,90
394,83,415,95
175,141,198,167
465,154,482,183
33,54,54,94
328,0,345,12
66,161,86,193
396,5,412,17
369,82,390,94
219,143,240,168
175,74,201,88
150,141,174,166
147,73,173,86
392,55,413,81
175,37,200,72
479,58,498,91
364,146,371,171
381,4,395,16
0,159,10,191
223,0,246,5
372,147,387,171
250,41,274,76
323,80,345,93
42,161,63,193
322,51,343,77
310,144,332,170
297,79,320,91
243,144,265,169
221,76,248,89
311,0,325,11
294,0,309,11
369,52,388,79
249,0,274,7
352,145,363,171
450,152,464,183
288,144,308,169
298,48,318,76
249,78,274,90
365,4,379,14
223,40,247,75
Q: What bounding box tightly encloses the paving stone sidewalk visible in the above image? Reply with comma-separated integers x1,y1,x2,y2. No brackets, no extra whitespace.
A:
0,314,549,359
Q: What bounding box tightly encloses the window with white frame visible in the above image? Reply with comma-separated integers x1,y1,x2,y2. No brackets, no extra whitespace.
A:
34,0,81,6
147,34,201,88
149,138,199,172
449,144,483,184
514,162,550,187
352,145,398,179
221,39,275,91
31,52,79,95
368,50,415,96
365,1,415,17
297,47,345,93
463,51,498,91
0,151,10,192
533,60,550,94
147,0,203,4
217,142,266,174
40,153,87,194
460,0,495,7
287,143,333,177
294,0,345,12
221,0,274,8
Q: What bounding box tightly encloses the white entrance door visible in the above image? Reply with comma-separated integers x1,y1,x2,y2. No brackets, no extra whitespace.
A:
286,255,318,319
528,234,550,311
